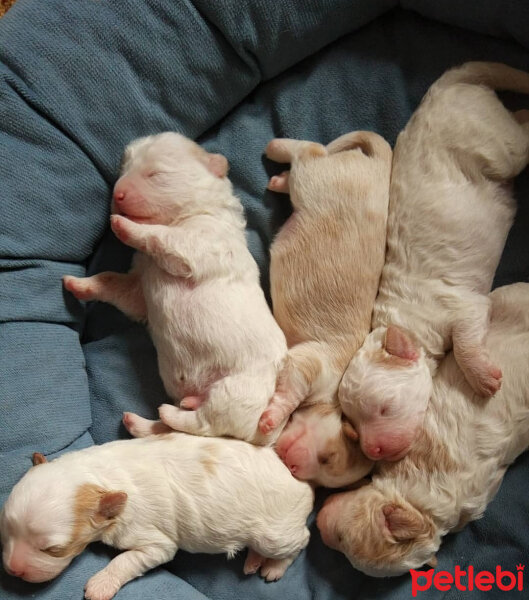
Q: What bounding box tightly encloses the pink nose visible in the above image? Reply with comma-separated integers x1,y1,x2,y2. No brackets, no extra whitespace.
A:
364,444,383,459
6,564,24,578
113,190,125,202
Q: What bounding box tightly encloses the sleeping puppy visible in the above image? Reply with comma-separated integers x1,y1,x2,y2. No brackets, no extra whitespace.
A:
339,62,529,461
318,283,529,576
64,132,287,445
258,132,392,486
1,433,313,600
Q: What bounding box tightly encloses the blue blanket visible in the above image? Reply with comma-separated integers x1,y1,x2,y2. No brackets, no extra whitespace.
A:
1,1,528,599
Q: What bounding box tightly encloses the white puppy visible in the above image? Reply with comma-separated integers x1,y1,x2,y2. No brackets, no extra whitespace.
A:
63,133,287,445
318,283,529,576
339,62,529,461
257,132,391,487
1,433,313,600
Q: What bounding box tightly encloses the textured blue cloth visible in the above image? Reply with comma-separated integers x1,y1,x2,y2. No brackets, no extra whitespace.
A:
1,1,528,599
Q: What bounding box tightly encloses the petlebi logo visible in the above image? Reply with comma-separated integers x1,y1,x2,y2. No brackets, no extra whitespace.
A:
410,564,524,596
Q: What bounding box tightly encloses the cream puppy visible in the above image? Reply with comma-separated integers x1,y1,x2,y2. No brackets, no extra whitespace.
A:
1,433,313,600
339,62,529,461
257,132,391,487
318,283,529,576
64,133,287,445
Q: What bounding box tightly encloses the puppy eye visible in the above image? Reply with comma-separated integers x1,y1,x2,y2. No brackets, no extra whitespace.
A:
42,545,65,557
146,171,160,178
337,533,343,544
318,452,335,465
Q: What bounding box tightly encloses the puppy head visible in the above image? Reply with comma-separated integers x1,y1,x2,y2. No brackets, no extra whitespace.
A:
316,485,440,576
1,458,127,583
275,405,374,488
112,132,232,224
338,326,432,461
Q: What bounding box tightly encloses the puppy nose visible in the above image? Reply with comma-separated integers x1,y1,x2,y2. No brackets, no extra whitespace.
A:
288,464,298,475
113,190,125,202
6,565,24,578
366,445,382,458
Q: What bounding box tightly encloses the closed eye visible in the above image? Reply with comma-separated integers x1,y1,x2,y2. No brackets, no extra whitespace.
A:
42,545,66,557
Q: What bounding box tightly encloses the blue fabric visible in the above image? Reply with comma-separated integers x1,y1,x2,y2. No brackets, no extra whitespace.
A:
1,1,528,599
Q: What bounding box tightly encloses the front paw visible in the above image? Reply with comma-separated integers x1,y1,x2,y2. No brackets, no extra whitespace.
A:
469,363,502,397
63,275,94,301
111,215,143,248
84,570,121,600
259,396,289,434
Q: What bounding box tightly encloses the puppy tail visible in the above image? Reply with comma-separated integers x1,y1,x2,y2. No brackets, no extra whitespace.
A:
435,61,529,95
326,131,392,161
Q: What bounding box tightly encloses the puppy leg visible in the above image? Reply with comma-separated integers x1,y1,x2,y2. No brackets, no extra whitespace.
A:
158,404,213,437
84,543,176,600
268,170,290,194
260,556,296,582
266,138,326,163
452,299,502,397
259,342,324,434
63,272,146,322
122,412,172,438
243,548,265,575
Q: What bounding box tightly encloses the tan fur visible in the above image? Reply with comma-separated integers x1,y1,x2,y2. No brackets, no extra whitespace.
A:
200,443,220,476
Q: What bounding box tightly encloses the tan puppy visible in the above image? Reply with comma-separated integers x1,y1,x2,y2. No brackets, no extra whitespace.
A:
317,283,529,576
258,131,392,487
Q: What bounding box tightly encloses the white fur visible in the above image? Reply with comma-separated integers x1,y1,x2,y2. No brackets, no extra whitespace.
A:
339,62,529,460
319,283,529,575
1,433,313,598
64,133,287,445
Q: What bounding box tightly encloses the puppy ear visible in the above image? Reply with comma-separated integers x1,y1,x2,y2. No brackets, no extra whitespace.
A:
97,491,128,519
32,452,47,466
426,555,438,568
383,504,428,541
342,420,359,441
207,153,229,178
384,326,419,361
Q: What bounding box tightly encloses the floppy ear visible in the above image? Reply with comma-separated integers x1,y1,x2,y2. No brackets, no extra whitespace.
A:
342,420,359,441
97,491,128,519
32,452,47,466
383,504,428,540
207,153,229,178
384,326,419,361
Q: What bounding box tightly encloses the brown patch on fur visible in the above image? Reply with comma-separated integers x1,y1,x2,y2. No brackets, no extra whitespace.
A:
372,348,415,369
298,143,327,160
317,415,373,477
47,484,126,559
339,489,437,569
388,428,459,476
201,443,219,476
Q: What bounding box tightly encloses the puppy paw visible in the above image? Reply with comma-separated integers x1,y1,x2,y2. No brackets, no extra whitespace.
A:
158,403,181,428
259,398,289,434
110,214,142,247
467,362,502,397
180,395,203,410
267,171,290,193
84,571,120,600
260,557,292,582
63,275,94,301
243,549,264,575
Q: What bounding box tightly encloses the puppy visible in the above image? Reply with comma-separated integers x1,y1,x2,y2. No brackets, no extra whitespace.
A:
1,433,313,599
64,133,287,445
318,283,529,576
339,62,529,461
258,132,391,486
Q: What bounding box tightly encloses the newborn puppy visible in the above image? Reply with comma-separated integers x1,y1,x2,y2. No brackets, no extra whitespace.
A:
339,62,529,461
1,433,313,599
64,133,287,445
259,132,391,486
318,283,529,576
